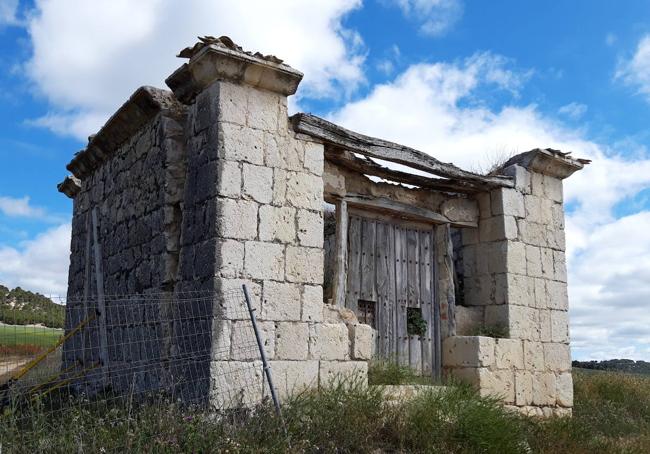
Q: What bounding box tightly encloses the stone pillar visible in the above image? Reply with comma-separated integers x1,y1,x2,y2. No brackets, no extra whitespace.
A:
167,40,370,407
444,149,584,417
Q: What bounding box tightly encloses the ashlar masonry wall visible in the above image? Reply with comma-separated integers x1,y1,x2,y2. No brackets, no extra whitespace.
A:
444,150,579,417
165,42,373,407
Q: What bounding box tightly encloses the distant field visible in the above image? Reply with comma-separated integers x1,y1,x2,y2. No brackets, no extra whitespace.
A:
0,324,63,349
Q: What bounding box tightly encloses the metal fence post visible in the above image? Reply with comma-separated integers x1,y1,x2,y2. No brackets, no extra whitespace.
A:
242,284,282,416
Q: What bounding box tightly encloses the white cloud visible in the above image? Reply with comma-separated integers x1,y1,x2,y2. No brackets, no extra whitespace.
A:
386,0,463,36
0,223,71,295
558,102,587,120
616,34,650,102
0,0,19,25
331,52,650,360
24,0,365,140
0,195,47,218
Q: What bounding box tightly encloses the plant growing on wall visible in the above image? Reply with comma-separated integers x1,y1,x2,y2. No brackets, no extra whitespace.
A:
407,308,427,337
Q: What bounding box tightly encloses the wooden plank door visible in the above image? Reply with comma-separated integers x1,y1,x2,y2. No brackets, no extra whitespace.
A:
345,214,439,377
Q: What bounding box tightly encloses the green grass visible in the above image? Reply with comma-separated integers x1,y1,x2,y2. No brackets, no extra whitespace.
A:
0,325,63,349
0,368,648,453
368,359,439,385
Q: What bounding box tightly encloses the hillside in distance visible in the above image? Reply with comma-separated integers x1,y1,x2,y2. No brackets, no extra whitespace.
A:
0,284,65,329
573,359,650,375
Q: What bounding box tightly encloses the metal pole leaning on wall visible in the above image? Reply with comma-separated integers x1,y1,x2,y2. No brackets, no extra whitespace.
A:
91,208,110,385
242,284,282,416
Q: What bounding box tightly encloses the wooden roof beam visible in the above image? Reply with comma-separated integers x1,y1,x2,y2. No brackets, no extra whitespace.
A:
325,147,483,194
291,113,514,188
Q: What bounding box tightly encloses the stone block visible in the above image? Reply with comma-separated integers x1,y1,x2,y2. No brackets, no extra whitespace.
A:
217,199,258,240
216,239,244,278
441,198,479,223
532,372,556,406
218,123,264,165
515,370,533,406
479,369,516,404
216,160,241,198
525,245,543,278
310,323,350,360
262,281,301,321
479,216,518,242
275,322,309,360
540,247,554,279
485,304,508,327
211,319,231,360
303,141,324,176
508,306,540,341
461,227,479,246
501,164,531,194
494,338,524,370
550,310,570,343
265,134,303,171
548,227,566,251
242,163,273,204
351,323,374,360
556,372,573,407
543,175,563,202
533,278,546,308
551,203,565,229
286,246,324,284
530,172,544,197
302,285,324,322
523,341,545,371
231,320,275,360
297,209,324,248
455,306,484,335
319,361,368,387
524,195,542,223
491,188,525,218
554,407,572,417
244,241,285,280
539,309,552,342
543,343,571,372
211,360,263,409
272,168,288,205
215,278,262,319
546,280,568,310
270,360,319,400
286,171,323,211
495,273,534,307
476,192,491,218
518,221,546,247
442,336,495,368
259,205,296,243
246,88,280,132
553,250,567,282
217,81,248,125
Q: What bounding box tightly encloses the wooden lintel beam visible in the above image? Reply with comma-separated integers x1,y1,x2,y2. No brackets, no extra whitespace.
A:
292,113,514,188
344,194,477,228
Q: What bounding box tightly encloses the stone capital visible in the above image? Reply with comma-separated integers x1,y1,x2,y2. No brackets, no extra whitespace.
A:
500,148,588,179
166,41,303,104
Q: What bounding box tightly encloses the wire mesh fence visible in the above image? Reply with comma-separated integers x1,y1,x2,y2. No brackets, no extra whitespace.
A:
0,287,278,452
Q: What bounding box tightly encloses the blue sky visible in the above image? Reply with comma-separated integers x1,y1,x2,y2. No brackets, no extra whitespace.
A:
1,0,650,361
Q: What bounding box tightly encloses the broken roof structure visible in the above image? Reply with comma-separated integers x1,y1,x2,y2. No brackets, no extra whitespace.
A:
58,36,587,416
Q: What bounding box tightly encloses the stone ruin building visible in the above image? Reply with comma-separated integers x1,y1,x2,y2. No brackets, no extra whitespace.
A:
57,36,588,416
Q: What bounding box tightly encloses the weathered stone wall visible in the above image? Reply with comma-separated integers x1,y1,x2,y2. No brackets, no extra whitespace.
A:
165,45,373,408
444,161,573,416
62,99,187,393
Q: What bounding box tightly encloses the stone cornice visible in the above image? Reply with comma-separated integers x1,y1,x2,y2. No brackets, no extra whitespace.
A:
166,41,303,104
65,86,184,180
57,175,81,199
500,148,590,179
